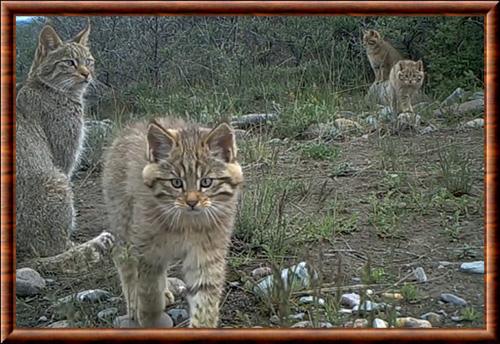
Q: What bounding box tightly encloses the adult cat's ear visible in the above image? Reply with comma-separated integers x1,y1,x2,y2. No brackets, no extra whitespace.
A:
416,60,424,71
146,120,177,162
38,26,63,52
72,19,91,46
204,123,236,163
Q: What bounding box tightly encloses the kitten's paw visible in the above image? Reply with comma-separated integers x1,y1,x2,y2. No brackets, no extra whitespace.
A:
91,231,115,253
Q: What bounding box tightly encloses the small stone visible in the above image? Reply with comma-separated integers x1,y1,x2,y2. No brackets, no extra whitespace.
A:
353,301,383,312
459,261,484,274
438,261,454,267
351,277,361,283
382,292,403,300
396,317,432,328
340,293,360,308
289,313,305,321
339,308,353,315
441,87,465,106
167,277,187,299
440,293,467,306
251,267,272,280
76,289,113,303
47,320,71,328
254,261,317,296
420,312,443,326
373,318,388,328
299,296,325,306
45,279,55,285
451,316,463,322
463,118,484,129
38,316,48,322
167,308,189,326
16,268,46,297
366,289,374,296
270,315,280,324
353,318,369,328
420,125,436,135
97,307,118,321
414,267,428,283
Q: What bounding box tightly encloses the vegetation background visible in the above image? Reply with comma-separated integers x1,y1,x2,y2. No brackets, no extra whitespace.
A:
15,16,485,329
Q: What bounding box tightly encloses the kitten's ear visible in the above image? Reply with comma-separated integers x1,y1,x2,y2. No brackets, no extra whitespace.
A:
204,123,236,163
146,120,177,162
372,30,380,39
416,60,424,71
38,26,63,52
72,20,91,46
398,61,404,70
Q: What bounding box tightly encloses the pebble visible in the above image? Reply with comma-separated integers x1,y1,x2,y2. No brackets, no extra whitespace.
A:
396,317,432,328
97,307,118,321
353,301,383,312
340,293,360,308
38,316,48,322
16,268,46,297
47,320,71,328
420,125,437,135
459,261,484,274
251,267,272,280
414,267,428,283
289,313,305,321
463,118,484,129
373,318,388,328
441,87,465,106
451,316,463,322
167,308,189,326
365,289,374,296
299,296,325,306
420,312,443,326
382,292,403,300
353,318,368,328
339,308,353,315
440,293,467,306
291,321,333,328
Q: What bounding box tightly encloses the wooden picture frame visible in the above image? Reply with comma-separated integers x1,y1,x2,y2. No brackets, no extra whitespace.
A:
1,1,497,343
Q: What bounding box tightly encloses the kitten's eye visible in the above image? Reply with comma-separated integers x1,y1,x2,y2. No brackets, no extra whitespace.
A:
200,178,213,188
171,178,183,189
62,59,77,68
85,58,94,66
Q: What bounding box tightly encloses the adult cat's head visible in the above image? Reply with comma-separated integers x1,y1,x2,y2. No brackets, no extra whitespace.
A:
28,23,94,96
363,29,382,47
141,119,243,228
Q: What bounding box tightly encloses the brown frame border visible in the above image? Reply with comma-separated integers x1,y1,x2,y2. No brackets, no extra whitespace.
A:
1,1,498,343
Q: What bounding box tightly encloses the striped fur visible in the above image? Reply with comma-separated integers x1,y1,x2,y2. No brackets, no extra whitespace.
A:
103,117,243,328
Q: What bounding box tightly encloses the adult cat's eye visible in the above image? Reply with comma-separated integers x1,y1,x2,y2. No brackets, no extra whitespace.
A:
171,178,183,189
200,178,213,188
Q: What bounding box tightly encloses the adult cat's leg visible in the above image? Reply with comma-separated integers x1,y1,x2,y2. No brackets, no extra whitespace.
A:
182,247,226,328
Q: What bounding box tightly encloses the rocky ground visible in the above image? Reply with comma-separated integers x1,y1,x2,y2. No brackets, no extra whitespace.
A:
16,88,485,329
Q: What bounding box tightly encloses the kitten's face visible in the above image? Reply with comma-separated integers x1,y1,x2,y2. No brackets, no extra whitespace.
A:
143,121,243,227
397,60,424,86
363,30,381,46
31,25,94,94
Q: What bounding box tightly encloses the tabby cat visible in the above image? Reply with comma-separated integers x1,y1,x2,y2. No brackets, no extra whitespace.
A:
363,29,404,83
102,117,243,328
386,59,425,114
16,23,113,273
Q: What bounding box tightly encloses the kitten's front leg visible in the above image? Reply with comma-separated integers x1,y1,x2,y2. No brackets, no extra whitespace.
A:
136,262,168,327
182,249,226,328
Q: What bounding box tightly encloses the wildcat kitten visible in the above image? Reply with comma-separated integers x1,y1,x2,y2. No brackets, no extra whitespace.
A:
387,59,425,114
16,23,114,274
102,117,243,328
363,29,403,83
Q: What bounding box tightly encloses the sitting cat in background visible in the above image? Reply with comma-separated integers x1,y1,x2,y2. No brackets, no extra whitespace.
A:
363,29,404,83
102,118,243,328
16,22,113,273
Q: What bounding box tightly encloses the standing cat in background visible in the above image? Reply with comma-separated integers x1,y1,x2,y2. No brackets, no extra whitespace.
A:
16,23,113,271
363,29,404,83
103,118,243,328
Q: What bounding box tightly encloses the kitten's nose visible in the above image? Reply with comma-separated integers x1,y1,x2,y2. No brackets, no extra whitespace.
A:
79,67,90,80
186,200,198,209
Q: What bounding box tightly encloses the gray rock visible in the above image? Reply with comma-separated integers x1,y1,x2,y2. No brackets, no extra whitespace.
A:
414,267,428,283
38,316,48,322
441,87,466,106
339,308,353,315
16,268,46,297
435,99,484,118
254,261,318,296
420,125,437,135
97,307,118,321
79,119,114,171
451,316,463,322
459,261,484,274
47,320,71,328
440,293,467,306
462,118,484,129
231,113,279,129
167,308,189,326
396,317,432,328
251,267,272,280
341,293,360,308
420,312,443,326
291,321,333,328
353,318,369,328
167,277,187,299
269,315,280,324
289,313,305,321
299,295,325,306
373,318,388,328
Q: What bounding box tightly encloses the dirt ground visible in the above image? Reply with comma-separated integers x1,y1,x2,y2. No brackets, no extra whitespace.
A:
16,126,485,329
